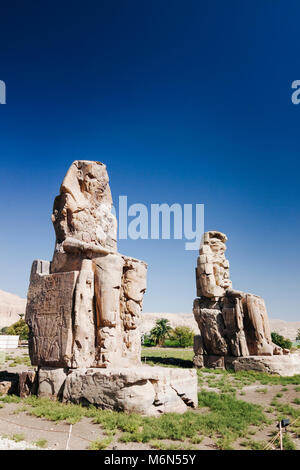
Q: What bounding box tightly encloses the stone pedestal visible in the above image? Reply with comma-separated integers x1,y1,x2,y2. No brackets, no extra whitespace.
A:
228,355,300,376
193,353,300,376
36,366,198,415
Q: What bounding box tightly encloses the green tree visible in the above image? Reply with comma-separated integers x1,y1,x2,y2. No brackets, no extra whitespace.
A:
271,332,292,350
150,318,172,346
141,333,155,347
296,329,300,341
5,319,29,340
170,326,194,348
0,327,9,335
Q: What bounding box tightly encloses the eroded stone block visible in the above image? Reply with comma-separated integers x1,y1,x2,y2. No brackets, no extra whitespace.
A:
62,367,197,415
38,367,69,398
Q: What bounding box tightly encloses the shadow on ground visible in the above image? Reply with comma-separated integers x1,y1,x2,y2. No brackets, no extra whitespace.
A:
144,356,194,368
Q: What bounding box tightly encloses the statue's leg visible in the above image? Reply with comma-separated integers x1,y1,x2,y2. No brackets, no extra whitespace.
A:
93,253,124,367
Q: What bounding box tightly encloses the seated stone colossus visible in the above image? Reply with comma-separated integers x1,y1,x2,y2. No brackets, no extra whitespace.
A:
25,160,197,414
193,231,289,370
26,160,146,369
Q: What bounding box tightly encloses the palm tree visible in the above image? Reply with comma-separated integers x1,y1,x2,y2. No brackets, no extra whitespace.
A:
150,318,172,346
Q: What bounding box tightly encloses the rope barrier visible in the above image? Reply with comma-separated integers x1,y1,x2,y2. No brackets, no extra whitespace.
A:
66,424,73,450
263,415,300,450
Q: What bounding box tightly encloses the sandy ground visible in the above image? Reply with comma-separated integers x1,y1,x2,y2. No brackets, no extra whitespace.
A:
0,436,50,450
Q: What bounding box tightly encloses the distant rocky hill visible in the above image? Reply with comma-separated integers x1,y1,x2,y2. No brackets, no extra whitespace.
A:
141,313,300,342
0,290,26,329
267,319,300,342
0,289,299,341
140,312,198,335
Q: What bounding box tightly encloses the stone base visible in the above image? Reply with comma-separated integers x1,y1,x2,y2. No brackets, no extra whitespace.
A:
34,366,194,415
229,355,300,376
62,367,197,415
194,354,300,376
0,371,19,395
38,367,68,399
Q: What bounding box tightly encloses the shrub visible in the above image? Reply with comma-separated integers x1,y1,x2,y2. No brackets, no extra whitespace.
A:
5,319,29,340
0,327,9,335
141,333,155,347
271,332,292,350
169,326,194,348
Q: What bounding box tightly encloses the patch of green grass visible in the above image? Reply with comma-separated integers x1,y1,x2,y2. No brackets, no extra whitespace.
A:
88,435,113,450
22,396,89,424
141,347,193,368
293,398,300,405
12,433,25,442
199,367,300,388
275,393,283,398
8,356,31,367
0,395,21,403
271,399,300,420
265,407,274,414
34,439,48,448
150,440,196,450
5,355,14,361
216,435,235,450
240,439,267,450
272,433,297,450
190,435,203,444
282,434,297,450
256,388,268,394
230,370,300,386
295,386,300,392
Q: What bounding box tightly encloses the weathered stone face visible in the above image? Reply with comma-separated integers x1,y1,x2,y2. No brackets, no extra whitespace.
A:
52,160,117,256
193,230,288,369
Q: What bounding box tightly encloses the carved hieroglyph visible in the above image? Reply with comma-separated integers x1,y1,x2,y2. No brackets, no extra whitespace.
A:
26,264,78,367
25,160,147,369
193,231,288,368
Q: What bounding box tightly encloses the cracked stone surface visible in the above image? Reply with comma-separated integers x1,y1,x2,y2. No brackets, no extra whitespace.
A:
62,367,198,415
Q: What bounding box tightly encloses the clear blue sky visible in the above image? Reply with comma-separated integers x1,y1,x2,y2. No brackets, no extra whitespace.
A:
0,0,299,319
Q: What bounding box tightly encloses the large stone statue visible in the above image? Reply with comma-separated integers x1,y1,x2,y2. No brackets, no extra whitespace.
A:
25,161,197,414
193,231,299,374
26,161,146,369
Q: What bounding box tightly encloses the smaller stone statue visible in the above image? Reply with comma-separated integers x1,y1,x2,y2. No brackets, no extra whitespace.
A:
193,231,289,371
